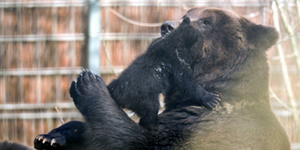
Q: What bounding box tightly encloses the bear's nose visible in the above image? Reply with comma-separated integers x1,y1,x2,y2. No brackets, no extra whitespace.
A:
160,21,175,36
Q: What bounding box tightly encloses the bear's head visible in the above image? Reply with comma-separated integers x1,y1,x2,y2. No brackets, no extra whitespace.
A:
161,7,279,105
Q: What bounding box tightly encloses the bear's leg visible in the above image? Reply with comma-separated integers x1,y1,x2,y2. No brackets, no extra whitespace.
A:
138,97,160,128
69,70,148,149
34,70,148,150
174,69,220,110
34,121,88,150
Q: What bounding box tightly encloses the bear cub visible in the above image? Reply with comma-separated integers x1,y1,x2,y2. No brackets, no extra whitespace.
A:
107,17,220,128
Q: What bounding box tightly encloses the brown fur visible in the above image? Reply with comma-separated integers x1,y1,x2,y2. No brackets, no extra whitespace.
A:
34,8,290,150
156,8,290,150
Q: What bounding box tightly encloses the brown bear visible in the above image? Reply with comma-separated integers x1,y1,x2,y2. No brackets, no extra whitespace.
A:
34,7,290,150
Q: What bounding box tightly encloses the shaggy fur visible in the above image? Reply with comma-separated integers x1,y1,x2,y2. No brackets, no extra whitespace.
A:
34,7,290,150
107,17,220,128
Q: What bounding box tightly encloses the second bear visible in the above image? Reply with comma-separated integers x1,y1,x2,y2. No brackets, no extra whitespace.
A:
107,18,220,128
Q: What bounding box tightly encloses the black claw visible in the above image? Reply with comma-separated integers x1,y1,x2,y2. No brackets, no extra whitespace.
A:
210,102,216,107
41,138,51,148
87,70,95,79
81,71,86,81
35,135,41,141
205,103,213,110
77,74,83,84
210,102,215,108
87,69,91,73
51,137,66,147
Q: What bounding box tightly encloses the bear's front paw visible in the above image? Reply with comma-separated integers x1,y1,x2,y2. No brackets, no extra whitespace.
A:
34,121,86,150
201,92,221,110
69,69,107,114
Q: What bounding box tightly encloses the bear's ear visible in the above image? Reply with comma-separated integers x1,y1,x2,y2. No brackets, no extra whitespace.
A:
181,17,191,25
242,18,279,50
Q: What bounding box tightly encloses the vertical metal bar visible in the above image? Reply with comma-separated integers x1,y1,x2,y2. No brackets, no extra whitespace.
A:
34,2,42,147
70,3,76,92
33,119,38,145
35,1,41,103
17,1,25,143
262,0,266,25
23,119,26,144
0,2,3,35
121,6,128,66
53,4,60,103
87,0,100,74
70,3,76,68
17,1,23,104
6,6,13,104
50,1,57,133
38,119,44,140
3,119,8,139
0,4,2,104
0,5,5,104
13,117,16,141
52,5,57,34
1,77,5,103
104,7,111,68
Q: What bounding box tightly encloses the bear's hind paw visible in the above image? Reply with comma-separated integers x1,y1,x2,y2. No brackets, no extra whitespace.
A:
34,134,66,149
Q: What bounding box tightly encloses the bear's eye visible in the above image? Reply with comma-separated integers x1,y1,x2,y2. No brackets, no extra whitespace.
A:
199,18,211,26
203,20,210,25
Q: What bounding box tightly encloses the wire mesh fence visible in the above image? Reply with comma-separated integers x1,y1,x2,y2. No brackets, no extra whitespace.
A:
0,0,299,149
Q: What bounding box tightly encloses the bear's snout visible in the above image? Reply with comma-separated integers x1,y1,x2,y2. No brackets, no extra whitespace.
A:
161,21,175,36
